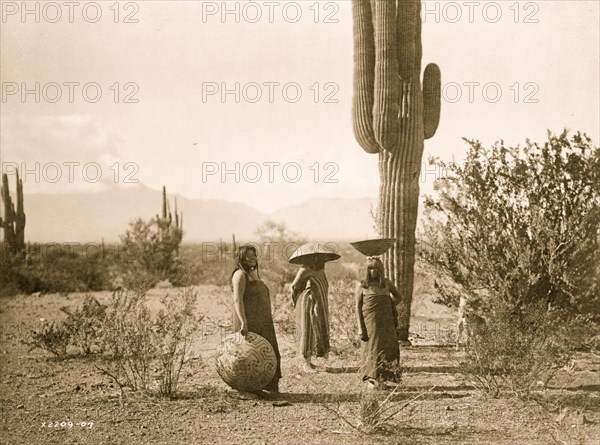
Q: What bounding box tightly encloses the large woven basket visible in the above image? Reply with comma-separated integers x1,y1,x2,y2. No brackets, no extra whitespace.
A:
350,238,396,256
215,332,276,391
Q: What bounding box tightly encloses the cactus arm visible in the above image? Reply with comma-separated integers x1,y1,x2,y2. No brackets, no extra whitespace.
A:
162,186,167,220
423,63,441,139
352,0,380,154
373,0,400,151
397,0,421,81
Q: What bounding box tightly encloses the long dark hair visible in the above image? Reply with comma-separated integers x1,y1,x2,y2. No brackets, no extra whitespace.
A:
361,257,385,288
231,244,260,283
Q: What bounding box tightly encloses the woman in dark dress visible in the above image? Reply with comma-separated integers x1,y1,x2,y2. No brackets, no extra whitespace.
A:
356,257,402,386
231,245,281,392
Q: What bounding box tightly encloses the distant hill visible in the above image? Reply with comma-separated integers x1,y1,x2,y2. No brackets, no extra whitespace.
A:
18,186,377,243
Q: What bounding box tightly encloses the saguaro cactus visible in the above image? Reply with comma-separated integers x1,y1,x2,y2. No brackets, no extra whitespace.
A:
15,169,26,253
158,186,183,255
0,170,26,257
352,0,441,342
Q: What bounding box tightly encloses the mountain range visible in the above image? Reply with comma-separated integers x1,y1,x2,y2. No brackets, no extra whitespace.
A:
19,185,378,243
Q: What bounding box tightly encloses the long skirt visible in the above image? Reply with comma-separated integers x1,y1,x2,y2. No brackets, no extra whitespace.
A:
295,276,330,359
360,294,400,381
232,280,281,387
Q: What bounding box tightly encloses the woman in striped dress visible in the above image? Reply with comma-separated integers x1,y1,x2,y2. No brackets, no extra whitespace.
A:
291,256,331,372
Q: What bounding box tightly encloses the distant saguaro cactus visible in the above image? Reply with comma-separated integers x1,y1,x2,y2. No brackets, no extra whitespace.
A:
158,186,183,255
0,170,26,257
352,0,441,342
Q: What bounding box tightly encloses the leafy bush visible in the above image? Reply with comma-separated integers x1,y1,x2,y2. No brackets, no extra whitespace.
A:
99,286,202,397
25,322,70,357
421,130,599,319
420,130,600,397
118,217,183,288
24,295,107,357
60,295,107,354
154,287,202,397
460,300,571,398
100,288,156,391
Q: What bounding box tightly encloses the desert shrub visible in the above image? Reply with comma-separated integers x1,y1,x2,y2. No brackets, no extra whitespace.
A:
100,288,156,391
421,130,599,319
0,246,23,295
254,220,306,293
99,286,202,397
177,242,232,287
1,265,44,296
118,217,183,288
355,384,418,434
60,295,107,354
421,130,600,397
154,287,202,397
36,247,108,292
0,243,111,295
321,368,430,435
461,300,571,399
329,278,361,356
25,322,70,357
24,295,108,356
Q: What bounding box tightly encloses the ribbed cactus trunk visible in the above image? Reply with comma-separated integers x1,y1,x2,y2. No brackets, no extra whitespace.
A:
1,171,26,257
15,169,26,254
353,0,441,342
1,173,17,253
378,150,423,341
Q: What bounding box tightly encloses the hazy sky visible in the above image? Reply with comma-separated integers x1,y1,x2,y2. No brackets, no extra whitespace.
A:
1,0,599,213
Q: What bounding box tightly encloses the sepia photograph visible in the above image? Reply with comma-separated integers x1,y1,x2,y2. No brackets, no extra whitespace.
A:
1,0,599,444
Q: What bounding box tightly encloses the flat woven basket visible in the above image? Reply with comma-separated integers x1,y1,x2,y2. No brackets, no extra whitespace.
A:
350,238,396,256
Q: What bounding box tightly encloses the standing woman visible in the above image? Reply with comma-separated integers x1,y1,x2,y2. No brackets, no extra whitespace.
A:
356,256,402,385
232,245,281,392
289,243,340,372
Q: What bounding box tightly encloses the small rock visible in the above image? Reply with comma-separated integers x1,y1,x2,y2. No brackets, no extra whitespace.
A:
16,404,24,409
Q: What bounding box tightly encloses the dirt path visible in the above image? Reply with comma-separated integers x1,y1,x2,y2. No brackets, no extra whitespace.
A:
1,288,599,445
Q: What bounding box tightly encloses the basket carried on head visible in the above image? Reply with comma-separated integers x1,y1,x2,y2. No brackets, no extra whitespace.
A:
350,238,396,257
288,242,341,265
